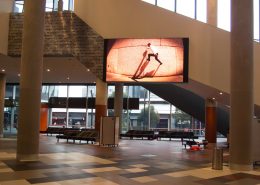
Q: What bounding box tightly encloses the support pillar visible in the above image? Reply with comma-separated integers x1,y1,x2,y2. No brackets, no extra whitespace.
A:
16,0,46,161
207,0,218,26
58,0,63,12
205,98,217,148
0,73,6,138
95,78,107,132
230,0,253,171
114,84,123,134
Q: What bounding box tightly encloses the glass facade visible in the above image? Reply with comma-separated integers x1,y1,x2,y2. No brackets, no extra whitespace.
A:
142,0,260,41
217,0,231,31
13,0,74,13
142,0,207,23
3,84,205,136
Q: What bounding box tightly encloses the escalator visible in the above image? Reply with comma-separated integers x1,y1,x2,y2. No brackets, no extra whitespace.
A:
142,83,229,136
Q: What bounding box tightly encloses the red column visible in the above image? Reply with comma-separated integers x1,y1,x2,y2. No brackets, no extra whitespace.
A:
95,78,107,131
205,98,217,144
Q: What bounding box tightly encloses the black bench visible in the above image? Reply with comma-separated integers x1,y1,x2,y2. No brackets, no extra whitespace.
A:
56,130,99,144
46,127,80,136
120,130,155,140
157,131,198,143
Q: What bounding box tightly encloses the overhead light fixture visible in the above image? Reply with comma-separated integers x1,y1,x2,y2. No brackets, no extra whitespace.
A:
18,73,20,77
66,76,70,80
87,69,90,72
219,92,223,95
1,69,5,72
212,97,216,100
46,69,50,72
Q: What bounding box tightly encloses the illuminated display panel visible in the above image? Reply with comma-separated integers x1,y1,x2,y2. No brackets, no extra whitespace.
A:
104,38,189,83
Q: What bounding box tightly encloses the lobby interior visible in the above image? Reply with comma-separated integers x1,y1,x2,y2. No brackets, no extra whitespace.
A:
0,0,260,184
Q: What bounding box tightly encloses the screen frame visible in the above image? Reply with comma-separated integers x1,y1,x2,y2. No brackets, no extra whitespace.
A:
103,38,189,83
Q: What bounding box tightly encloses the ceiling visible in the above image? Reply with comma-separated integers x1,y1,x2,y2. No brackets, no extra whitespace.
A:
0,54,96,84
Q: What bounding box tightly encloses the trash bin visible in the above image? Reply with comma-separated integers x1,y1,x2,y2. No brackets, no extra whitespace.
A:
212,147,223,170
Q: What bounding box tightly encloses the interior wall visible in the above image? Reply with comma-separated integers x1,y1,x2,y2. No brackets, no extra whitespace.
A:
0,0,13,55
74,0,260,105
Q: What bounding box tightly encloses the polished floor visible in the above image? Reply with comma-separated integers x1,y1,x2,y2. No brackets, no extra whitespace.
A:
0,135,259,185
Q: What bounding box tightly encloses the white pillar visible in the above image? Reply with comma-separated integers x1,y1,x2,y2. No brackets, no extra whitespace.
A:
114,83,123,133
95,78,107,131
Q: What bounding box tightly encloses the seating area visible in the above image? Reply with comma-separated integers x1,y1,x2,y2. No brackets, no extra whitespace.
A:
120,130,199,142
45,127,80,136
56,130,99,144
157,131,198,143
120,130,155,140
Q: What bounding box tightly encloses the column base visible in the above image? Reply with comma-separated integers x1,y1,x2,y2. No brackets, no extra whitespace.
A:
207,143,216,149
230,163,253,171
16,154,39,162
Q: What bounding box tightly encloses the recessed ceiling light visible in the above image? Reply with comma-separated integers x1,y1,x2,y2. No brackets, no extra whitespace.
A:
1,69,5,72
18,73,20,77
212,97,216,100
66,77,70,80
87,69,90,72
46,69,50,72
219,92,223,95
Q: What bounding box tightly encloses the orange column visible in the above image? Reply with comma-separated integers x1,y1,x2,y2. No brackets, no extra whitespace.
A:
205,98,217,145
95,78,107,131
0,73,6,138
40,103,48,132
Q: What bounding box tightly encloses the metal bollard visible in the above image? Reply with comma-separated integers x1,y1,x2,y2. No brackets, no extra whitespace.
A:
212,147,223,170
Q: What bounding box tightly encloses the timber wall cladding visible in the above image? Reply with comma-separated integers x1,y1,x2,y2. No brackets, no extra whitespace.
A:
8,11,104,79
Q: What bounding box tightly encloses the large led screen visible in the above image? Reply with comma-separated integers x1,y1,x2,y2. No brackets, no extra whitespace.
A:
104,38,189,83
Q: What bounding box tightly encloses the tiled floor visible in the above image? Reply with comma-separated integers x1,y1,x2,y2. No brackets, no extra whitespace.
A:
0,135,259,185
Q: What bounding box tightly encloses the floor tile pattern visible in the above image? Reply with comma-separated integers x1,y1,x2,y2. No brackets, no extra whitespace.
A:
0,136,259,185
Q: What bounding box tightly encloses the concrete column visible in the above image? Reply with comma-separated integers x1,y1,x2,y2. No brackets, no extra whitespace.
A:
230,0,253,171
58,0,63,12
0,73,6,138
207,0,218,26
16,0,46,161
205,98,217,147
114,84,123,134
95,78,107,131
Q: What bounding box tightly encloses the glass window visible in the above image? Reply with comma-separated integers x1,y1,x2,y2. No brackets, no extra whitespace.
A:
45,0,54,12
108,85,115,97
68,109,87,128
176,0,196,18
254,0,260,41
69,0,74,10
157,0,175,11
63,0,69,10
142,0,156,5
171,108,192,130
68,85,87,97
14,0,24,13
149,92,170,130
41,85,49,102
13,0,74,12
87,85,96,98
217,0,231,31
196,0,207,23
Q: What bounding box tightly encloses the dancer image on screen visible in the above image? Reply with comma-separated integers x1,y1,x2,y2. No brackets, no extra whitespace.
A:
147,43,162,65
